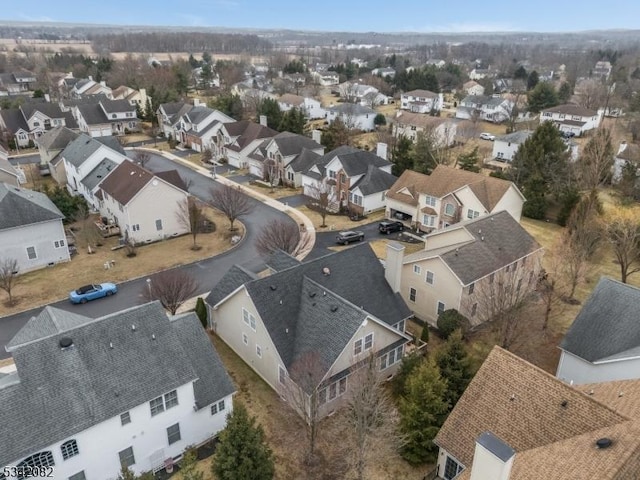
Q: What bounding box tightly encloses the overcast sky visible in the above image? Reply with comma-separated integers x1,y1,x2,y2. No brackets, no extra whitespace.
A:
6,0,638,32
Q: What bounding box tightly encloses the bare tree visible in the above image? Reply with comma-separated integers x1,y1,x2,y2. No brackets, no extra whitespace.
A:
603,208,640,283
134,151,151,168
345,354,401,480
263,158,278,192
0,258,19,306
255,218,309,257
141,270,199,315
305,182,338,228
577,128,614,191
575,78,608,110
209,184,254,231
73,204,102,250
176,196,210,250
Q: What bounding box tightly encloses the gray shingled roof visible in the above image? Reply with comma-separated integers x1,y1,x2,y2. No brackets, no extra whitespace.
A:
21,103,67,121
560,277,640,363
495,130,533,144
333,149,392,177
351,164,397,196
81,158,117,191
462,95,508,107
1,302,234,466
0,109,28,133
36,126,80,151
76,103,109,125
0,183,65,230
100,99,135,114
60,134,121,168
265,249,301,272
96,136,126,155
288,148,322,174
439,211,541,285
184,106,214,125
272,132,322,157
205,265,257,307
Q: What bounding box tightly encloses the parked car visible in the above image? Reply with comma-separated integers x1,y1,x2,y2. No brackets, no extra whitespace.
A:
336,230,365,245
379,221,404,234
479,132,496,141
69,283,118,304
562,131,576,138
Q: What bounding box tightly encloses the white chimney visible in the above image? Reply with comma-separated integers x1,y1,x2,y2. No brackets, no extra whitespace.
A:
617,141,628,156
469,432,515,480
259,115,268,126
44,93,51,103
438,92,444,110
88,75,93,81
376,142,388,160
384,242,405,293
312,129,322,144
193,98,201,106
100,81,106,87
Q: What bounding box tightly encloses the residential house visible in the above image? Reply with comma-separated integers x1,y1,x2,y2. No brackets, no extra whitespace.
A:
173,105,235,152
205,245,412,418
433,346,640,480
247,131,324,180
111,86,151,113
214,120,278,169
327,103,377,131
0,103,78,147
540,104,602,136
468,68,493,80
400,89,443,114
425,59,446,69
556,277,640,385
36,127,81,184
283,73,306,86
613,142,640,183
0,183,70,272
384,165,525,231
311,64,339,86
0,301,235,478
462,80,485,97
594,60,613,80
70,77,113,99
301,144,394,214
492,130,533,162
284,148,322,188
393,111,458,146
350,58,368,68
97,159,189,243
371,67,396,78
277,93,325,119
0,157,21,187
339,82,388,107
392,211,542,325
60,133,128,202
455,95,514,123
156,102,194,139
0,71,36,95
75,98,139,137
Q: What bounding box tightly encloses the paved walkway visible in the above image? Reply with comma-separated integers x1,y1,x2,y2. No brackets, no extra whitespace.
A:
130,147,316,260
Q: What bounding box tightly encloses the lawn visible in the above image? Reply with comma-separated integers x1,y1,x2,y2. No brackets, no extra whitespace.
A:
0,208,244,315
244,182,302,200
296,205,385,231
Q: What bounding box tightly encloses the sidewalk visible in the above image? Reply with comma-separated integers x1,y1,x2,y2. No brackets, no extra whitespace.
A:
130,147,316,260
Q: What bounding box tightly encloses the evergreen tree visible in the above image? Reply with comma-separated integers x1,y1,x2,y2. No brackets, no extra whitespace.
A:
209,94,244,121
200,63,213,89
527,82,559,113
195,297,208,328
391,350,424,397
321,117,350,151
413,131,439,174
188,54,200,69
278,108,306,134
526,70,539,90
398,360,449,465
202,51,212,64
373,113,386,126
513,65,528,80
436,329,473,409
256,98,283,130
557,81,573,103
212,403,275,480
135,102,144,121
391,135,414,176
457,147,481,173
145,98,155,123
394,68,440,93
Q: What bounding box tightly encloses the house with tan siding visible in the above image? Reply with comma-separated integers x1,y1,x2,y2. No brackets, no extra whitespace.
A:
205,246,412,419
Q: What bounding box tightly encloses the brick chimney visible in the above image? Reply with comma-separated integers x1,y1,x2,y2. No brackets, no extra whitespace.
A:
376,142,388,160
384,242,405,293
469,432,515,480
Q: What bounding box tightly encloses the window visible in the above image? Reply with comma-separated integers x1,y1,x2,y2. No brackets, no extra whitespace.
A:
340,173,346,183
422,215,436,227
118,447,135,468
409,287,417,302
444,456,463,480
413,265,421,275
155,219,163,231
242,308,256,331
279,366,286,384
424,195,436,207
17,451,55,477
471,303,477,317
150,390,177,416
61,439,79,460
242,333,248,345
395,319,405,332
364,333,373,350
211,399,226,415
466,209,480,219
120,412,131,426
256,344,262,358
380,345,404,370
468,283,475,295
26,246,37,260
54,239,65,248
69,472,86,480
167,423,181,445
150,396,165,416
112,114,117,119
329,382,337,400
354,338,363,355
132,224,140,232
338,377,347,395
165,390,178,409
350,193,363,206
437,301,446,315
426,271,434,285
444,203,455,216
328,170,336,179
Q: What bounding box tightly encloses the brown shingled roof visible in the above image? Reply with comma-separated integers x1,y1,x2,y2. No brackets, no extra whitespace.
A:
278,93,305,106
395,111,450,129
98,159,154,205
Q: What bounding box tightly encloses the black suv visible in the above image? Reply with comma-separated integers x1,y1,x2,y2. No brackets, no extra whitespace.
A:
379,221,404,234
336,230,365,245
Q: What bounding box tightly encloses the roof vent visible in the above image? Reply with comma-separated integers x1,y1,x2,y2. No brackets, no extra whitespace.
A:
596,438,613,449
309,292,316,298
279,299,283,305
478,229,482,234
481,236,485,241
270,285,277,291
510,394,516,401
109,342,114,349
59,337,73,349
323,267,331,276
323,291,326,296
152,334,156,340
131,324,136,331
619,391,624,398
561,400,568,408
130,171,135,176
285,328,289,334
330,305,339,312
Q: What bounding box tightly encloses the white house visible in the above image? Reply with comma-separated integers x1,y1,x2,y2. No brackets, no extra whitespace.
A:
111,86,151,113
0,157,21,187
462,80,485,97
393,111,458,146
469,68,492,80
455,95,514,123
156,102,194,138
0,183,70,273
97,159,189,244
540,104,602,137
0,302,235,479
400,90,443,114
214,120,278,169
339,82,388,107
277,93,325,119
371,67,396,78
74,99,139,137
70,77,113,98
327,103,377,131
173,105,235,152
492,130,533,162
0,104,78,147
311,64,339,86
613,142,640,183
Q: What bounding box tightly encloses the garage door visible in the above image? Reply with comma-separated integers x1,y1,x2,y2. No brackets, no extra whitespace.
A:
249,163,263,178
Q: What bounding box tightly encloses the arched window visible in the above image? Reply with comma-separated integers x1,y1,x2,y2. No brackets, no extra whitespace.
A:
112,114,117,119
16,451,55,479
61,439,79,460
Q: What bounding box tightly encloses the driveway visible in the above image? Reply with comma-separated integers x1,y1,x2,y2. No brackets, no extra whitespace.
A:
0,152,298,359
279,193,307,208
305,220,383,260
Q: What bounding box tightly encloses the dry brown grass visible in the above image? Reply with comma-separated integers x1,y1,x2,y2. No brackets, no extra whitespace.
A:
296,206,385,231
244,183,302,200
0,208,243,316
119,133,152,145
359,238,424,259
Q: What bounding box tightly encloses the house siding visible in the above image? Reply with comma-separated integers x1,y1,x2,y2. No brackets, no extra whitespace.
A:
491,186,524,222
556,350,640,385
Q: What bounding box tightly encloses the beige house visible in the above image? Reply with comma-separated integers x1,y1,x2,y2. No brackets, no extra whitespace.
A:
385,166,525,232
205,246,412,418
387,211,543,326
0,155,20,186
434,346,640,480
393,111,458,146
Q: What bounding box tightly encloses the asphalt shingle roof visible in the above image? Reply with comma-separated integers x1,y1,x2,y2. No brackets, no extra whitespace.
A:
36,126,80,151
205,265,257,308
100,98,135,114
1,302,234,466
495,130,533,144
287,148,322,173
265,249,301,272
60,134,110,168
351,164,397,195
76,103,109,125
272,132,322,157
0,182,64,230
543,104,598,117
0,109,28,133
98,159,154,205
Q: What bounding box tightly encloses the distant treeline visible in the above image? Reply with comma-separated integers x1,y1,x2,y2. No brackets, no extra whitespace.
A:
89,32,272,54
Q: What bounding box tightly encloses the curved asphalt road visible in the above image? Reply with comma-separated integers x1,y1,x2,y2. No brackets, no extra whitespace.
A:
0,152,296,359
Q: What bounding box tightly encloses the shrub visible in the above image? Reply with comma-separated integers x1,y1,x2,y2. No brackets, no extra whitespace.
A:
420,325,429,343
437,309,469,339
374,113,387,126
195,297,208,328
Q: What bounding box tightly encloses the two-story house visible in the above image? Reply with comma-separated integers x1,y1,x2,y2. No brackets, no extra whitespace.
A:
455,95,514,123
492,130,533,162
0,103,78,147
371,67,396,78
0,183,70,273
384,166,525,232
388,211,543,325
69,77,113,98
96,160,189,244
0,301,235,479
75,99,139,137
214,120,278,169
205,245,412,419
462,80,485,97
173,105,235,152
156,102,194,139
540,104,602,137
339,82,388,107
111,86,151,114
326,103,377,131
277,94,325,119
36,127,81,184
311,64,339,86
400,89,443,114
301,145,395,214
393,111,458,146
